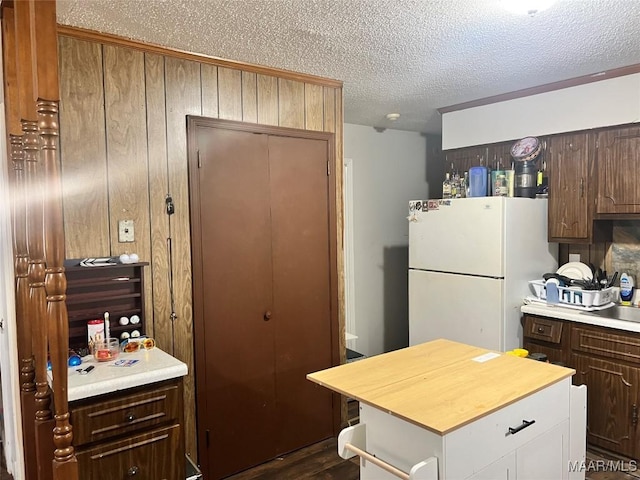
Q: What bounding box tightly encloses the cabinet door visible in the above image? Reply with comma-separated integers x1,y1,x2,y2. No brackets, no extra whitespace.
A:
76,424,183,480
466,452,515,480
597,126,640,214
516,420,569,480
548,132,593,241
573,353,638,457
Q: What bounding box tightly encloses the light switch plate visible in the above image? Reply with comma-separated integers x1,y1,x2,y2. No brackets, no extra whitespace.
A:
118,220,134,243
568,253,581,263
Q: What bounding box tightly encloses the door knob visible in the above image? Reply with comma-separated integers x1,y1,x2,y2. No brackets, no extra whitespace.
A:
263,311,272,321
127,465,139,476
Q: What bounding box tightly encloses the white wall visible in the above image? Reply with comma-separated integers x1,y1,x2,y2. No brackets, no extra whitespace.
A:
344,123,434,356
443,73,640,149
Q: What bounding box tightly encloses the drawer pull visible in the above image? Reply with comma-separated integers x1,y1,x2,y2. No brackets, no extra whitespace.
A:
125,412,137,423
537,326,545,333
127,465,139,476
506,419,535,436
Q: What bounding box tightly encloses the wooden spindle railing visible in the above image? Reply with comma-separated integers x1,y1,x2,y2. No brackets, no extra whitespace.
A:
39,99,78,478
26,113,55,480
10,133,37,480
3,2,78,479
10,134,32,388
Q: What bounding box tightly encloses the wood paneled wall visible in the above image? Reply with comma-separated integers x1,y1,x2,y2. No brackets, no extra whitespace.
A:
56,28,344,460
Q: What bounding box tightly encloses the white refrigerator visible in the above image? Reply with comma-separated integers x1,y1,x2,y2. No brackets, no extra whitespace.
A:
408,196,557,351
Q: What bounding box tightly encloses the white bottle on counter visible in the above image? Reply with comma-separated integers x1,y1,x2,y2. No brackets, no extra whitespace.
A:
620,273,634,306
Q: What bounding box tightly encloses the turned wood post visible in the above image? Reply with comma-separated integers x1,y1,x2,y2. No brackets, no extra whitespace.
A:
10,135,34,391
39,99,78,478
23,115,55,480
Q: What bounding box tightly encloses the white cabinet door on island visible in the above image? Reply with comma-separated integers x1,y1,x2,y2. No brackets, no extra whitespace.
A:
307,339,586,480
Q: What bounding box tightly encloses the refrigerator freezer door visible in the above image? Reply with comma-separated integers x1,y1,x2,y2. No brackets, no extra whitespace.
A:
409,197,504,278
409,270,505,350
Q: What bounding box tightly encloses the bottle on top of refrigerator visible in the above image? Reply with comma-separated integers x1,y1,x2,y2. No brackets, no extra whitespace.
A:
495,174,508,196
460,171,468,198
442,173,452,199
620,273,634,305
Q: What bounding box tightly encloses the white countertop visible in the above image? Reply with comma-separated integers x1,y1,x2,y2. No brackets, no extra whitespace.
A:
521,303,640,333
50,347,188,402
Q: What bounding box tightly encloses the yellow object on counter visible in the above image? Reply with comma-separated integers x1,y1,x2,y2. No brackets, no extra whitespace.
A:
506,348,529,357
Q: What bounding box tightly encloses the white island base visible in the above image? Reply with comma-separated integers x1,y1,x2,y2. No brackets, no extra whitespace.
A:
340,379,585,479
308,339,586,480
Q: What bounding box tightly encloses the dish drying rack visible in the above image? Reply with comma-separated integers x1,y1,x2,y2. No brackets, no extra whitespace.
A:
527,279,617,310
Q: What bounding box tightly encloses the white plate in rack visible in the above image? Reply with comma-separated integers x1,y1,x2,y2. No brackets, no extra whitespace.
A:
557,262,593,281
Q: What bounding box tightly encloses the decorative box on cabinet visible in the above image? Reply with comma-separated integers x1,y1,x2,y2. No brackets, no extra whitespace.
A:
70,378,185,480
64,259,148,351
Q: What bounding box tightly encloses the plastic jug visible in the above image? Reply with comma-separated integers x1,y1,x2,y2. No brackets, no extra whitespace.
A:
468,166,488,197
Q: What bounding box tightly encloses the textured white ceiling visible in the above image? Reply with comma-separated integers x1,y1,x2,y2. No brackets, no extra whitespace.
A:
56,0,640,134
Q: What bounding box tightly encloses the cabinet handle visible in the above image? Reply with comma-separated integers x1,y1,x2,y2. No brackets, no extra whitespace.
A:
506,419,535,436
127,465,139,476
580,178,584,198
633,404,638,426
537,326,545,333
263,311,272,321
125,412,136,423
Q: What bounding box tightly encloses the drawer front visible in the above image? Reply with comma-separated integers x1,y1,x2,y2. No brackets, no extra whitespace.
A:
445,378,570,480
71,382,181,446
522,341,564,365
572,326,640,365
77,424,184,480
524,316,563,344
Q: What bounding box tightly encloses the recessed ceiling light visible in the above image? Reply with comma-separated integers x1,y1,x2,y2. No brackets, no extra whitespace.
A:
502,0,555,15
386,113,401,121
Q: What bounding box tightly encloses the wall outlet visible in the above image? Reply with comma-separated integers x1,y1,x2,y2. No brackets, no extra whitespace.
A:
118,220,134,242
568,253,581,263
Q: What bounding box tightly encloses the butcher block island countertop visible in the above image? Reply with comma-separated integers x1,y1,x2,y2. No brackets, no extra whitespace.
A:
307,338,575,435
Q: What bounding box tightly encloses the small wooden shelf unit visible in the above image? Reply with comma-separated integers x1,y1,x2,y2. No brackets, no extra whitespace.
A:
64,259,148,352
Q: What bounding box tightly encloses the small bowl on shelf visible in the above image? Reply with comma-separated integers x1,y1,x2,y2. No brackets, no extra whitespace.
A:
93,338,120,362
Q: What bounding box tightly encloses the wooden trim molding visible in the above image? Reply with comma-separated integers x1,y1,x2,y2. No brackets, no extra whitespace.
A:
56,24,343,89
438,63,640,114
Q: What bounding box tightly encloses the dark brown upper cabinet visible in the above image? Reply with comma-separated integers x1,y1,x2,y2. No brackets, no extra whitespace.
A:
597,126,640,214
548,132,600,243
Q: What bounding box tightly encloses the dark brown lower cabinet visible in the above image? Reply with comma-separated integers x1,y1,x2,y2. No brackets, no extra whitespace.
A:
522,314,640,460
70,378,185,480
76,424,183,480
572,353,638,457
523,314,640,460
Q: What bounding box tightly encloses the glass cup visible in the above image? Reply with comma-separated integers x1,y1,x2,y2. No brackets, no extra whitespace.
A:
93,338,120,362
